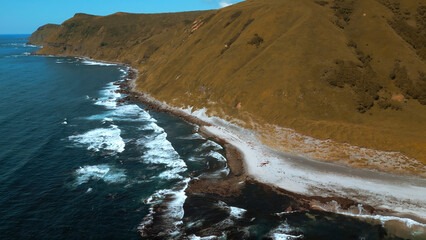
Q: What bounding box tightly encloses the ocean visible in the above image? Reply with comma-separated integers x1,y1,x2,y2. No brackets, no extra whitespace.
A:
0,34,406,239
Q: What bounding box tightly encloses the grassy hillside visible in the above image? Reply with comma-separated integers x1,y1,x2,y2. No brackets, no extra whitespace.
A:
28,24,60,45
30,0,426,176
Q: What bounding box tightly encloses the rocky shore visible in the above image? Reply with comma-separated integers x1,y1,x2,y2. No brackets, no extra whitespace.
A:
115,65,426,232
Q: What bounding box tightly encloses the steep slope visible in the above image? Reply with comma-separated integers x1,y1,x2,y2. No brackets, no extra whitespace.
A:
28,24,60,45
30,0,426,176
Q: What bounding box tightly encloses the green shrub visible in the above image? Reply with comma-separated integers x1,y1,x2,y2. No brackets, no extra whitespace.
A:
247,34,264,47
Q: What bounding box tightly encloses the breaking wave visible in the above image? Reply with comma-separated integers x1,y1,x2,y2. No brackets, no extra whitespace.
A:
138,178,190,238
268,222,304,240
93,82,122,109
81,59,118,66
68,124,125,154
74,164,126,185
139,127,186,180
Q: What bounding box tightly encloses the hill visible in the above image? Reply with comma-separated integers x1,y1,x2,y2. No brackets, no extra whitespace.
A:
29,0,426,177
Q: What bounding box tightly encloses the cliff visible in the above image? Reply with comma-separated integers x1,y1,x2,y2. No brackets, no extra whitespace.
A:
27,24,60,45
30,0,426,176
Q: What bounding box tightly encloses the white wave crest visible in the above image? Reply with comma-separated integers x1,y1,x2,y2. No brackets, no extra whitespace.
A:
87,104,152,122
75,164,126,185
338,212,426,228
200,140,223,151
141,130,187,180
230,206,247,218
177,133,205,140
217,201,247,219
139,178,190,237
269,222,303,240
68,124,125,154
188,235,220,240
204,151,227,162
94,82,121,109
25,44,38,48
81,59,117,66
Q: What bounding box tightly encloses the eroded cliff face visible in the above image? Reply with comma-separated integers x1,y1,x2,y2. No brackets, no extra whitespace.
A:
30,0,426,176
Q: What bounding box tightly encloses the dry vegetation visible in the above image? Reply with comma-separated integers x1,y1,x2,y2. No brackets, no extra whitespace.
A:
29,0,426,176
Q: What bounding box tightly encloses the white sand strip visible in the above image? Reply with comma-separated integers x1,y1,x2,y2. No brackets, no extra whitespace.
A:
191,113,426,225
126,71,426,226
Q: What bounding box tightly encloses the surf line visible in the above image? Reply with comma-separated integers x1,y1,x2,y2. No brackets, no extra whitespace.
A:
115,63,426,230
43,55,426,232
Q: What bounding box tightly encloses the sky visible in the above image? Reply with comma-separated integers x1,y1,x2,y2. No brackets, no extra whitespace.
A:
0,0,244,34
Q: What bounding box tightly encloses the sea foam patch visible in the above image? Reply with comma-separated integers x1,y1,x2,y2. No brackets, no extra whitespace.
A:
200,140,223,151
269,222,303,240
177,133,205,140
230,206,247,219
94,82,121,109
87,104,152,122
68,124,125,154
140,130,187,180
217,201,247,219
139,178,190,238
75,164,126,185
81,59,117,66
204,151,227,162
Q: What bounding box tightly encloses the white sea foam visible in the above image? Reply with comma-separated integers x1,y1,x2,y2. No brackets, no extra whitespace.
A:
102,117,113,123
272,233,304,240
269,222,303,240
94,82,121,109
81,59,117,66
177,133,205,140
87,104,152,122
68,125,125,154
141,131,187,180
135,113,187,180
200,140,223,151
89,80,151,121
90,80,185,180
75,164,126,185
188,235,219,240
139,178,190,237
119,68,128,77
7,52,32,58
217,201,247,219
338,212,426,228
230,206,247,219
6,43,31,48
198,166,230,179
204,151,227,162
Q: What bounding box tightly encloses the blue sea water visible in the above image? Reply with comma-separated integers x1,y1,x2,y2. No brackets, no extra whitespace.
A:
0,35,405,239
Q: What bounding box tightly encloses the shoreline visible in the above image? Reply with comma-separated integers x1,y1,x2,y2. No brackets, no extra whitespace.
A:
40,54,426,230
117,66,426,225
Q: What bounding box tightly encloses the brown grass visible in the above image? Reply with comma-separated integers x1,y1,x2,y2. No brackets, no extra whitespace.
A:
30,0,426,176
